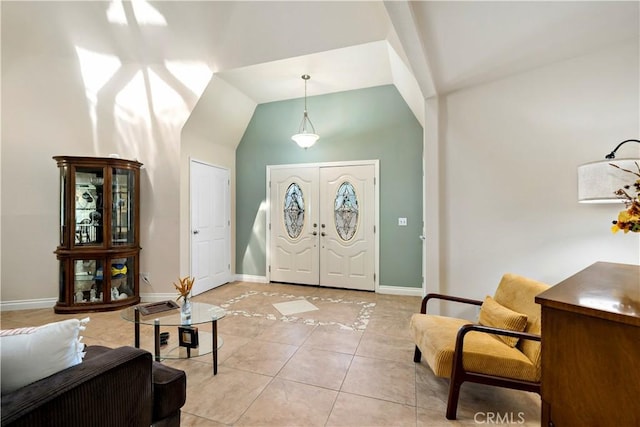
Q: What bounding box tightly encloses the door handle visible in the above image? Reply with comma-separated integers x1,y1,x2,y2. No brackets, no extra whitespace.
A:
312,231,318,236
321,232,326,237
419,235,426,240
193,230,199,235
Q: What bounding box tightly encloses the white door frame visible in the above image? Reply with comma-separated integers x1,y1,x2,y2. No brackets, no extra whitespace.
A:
266,159,380,292
189,158,232,294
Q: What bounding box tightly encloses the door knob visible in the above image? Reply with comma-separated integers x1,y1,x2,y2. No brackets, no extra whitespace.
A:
312,231,318,236
419,235,426,240
321,232,326,237
193,230,199,235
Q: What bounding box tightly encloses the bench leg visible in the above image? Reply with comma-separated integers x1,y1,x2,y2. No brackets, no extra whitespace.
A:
446,377,462,420
413,346,422,363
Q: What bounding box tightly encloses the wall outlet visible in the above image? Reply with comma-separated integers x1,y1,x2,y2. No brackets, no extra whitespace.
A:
398,217,407,226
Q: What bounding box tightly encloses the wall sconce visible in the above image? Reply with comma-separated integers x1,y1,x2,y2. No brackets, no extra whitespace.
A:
578,139,640,203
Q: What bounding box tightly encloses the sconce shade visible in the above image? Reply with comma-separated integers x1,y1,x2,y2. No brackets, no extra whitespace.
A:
578,158,639,203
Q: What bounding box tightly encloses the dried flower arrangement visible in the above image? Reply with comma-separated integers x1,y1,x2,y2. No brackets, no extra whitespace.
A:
610,162,640,233
173,276,195,301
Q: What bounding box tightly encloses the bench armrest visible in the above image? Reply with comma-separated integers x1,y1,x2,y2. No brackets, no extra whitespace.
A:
420,293,483,314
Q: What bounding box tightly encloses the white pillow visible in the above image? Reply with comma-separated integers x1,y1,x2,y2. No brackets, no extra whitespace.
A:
0,317,89,394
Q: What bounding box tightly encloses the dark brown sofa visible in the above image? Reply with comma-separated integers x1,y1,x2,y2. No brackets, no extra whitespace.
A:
1,345,186,427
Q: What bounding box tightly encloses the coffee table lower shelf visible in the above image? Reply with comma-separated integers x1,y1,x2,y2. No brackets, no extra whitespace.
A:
132,316,223,375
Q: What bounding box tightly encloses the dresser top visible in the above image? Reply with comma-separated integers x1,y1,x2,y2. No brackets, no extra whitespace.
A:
535,262,640,326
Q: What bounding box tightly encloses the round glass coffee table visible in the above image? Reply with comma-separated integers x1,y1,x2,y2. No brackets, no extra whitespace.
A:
121,301,226,374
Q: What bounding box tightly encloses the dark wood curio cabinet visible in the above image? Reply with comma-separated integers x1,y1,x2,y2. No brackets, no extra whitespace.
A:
54,156,142,313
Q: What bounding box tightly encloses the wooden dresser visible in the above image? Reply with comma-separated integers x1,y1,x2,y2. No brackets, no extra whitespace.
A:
535,262,640,426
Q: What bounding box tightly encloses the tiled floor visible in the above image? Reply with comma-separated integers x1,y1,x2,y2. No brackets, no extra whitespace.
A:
0,281,541,426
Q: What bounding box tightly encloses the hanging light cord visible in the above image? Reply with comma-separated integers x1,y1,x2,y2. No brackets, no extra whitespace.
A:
298,74,316,134
605,139,640,159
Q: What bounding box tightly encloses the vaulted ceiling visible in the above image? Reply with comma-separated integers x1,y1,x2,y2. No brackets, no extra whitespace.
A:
214,1,638,103
5,1,638,140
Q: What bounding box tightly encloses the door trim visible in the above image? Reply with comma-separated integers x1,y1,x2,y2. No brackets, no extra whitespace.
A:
266,160,380,292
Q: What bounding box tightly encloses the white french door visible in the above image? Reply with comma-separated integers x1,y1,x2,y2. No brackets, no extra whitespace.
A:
268,162,377,291
319,165,375,290
270,167,320,285
190,160,231,296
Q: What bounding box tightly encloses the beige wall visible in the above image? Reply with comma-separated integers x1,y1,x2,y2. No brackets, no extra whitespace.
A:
0,51,197,303
431,41,640,318
178,76,256,282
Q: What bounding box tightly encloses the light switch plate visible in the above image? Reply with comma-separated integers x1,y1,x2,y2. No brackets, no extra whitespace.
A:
398,217,407,226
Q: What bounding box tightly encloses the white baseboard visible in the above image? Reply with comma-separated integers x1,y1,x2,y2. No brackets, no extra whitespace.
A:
0,284,421,312
235,274,268,283
376,285,423,297
0,298,57,311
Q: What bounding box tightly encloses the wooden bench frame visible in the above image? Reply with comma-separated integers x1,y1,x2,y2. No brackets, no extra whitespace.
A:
413,293,541,420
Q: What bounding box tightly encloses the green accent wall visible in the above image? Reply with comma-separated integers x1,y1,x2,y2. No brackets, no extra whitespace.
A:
236,85,423,288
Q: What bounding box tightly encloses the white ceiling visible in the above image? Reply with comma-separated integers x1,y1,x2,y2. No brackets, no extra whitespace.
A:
213,1,639,105
216,41,395,104
5,1,638,122
412,1,640,95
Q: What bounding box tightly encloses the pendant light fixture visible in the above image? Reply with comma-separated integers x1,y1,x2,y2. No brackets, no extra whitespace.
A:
291,74,319,149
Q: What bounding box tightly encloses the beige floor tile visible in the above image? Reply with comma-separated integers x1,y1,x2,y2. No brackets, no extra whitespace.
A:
417,406,467,426
216,333,251,364
217,313,273,339
415,362,541,424
181,365,272,425
194,281,253,300
235,378,338,426
309,299,369,325
257,320,316,345
356,331,415,361
277,346,353,390
180,412,228,427
341,356,416,406
415,363,450,410
302,325,363,354
326,392,417,427
223,339,297,375
366,310,414,340
453,383,541,425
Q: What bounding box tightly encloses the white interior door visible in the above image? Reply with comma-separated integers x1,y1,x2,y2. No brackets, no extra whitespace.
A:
269,162,376,290
319,165,375,290
190,160,231,296
269,167,319,285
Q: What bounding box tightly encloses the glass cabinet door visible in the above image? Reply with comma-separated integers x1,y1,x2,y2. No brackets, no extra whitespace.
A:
73,259,104,303
110,255,135,300
112,168,135,245
74,167,104,245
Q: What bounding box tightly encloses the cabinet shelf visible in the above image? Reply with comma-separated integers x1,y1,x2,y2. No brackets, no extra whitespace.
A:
54,156,142,314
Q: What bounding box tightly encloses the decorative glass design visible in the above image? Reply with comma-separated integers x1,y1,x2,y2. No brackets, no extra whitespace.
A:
335,182,359,241
284,183,305,239
112,168,134,245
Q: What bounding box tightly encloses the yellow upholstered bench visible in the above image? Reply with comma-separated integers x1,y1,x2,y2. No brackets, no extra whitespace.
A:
410,273,550,420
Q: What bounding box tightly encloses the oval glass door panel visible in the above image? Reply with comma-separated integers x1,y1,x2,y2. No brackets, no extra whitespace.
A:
334,181,359,241
284,182,305,239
